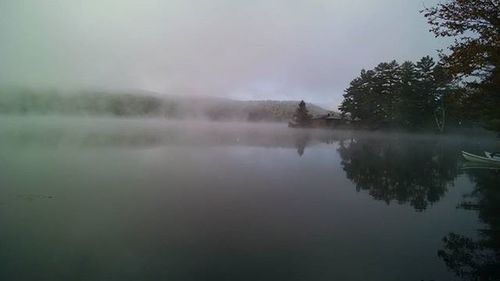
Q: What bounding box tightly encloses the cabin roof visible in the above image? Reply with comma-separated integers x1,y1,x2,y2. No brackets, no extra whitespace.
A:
312,112,343,120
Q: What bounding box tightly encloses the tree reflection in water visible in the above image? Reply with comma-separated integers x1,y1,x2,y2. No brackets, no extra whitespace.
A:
292,131,499,280
438,169,500,281
336,136,460,211
295,134,309,157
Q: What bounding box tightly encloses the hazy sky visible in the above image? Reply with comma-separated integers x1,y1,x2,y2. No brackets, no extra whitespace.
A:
0,0,447,109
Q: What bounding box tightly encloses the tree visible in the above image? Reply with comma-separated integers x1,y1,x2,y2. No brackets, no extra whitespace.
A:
340,58,460,130
372,60,401,125
414,56,450,131
340,62,401,128
398,61,419,127
423,0,500,131
339,69,377,123
292,100,312,127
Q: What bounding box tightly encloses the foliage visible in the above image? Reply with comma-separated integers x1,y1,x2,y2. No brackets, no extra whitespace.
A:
291,100,312,126
339,57,462,130
0,88,330,122
422,0,499,78
423,0,500,131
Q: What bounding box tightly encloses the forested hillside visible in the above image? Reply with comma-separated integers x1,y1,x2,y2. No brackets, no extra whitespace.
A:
0,88,330,122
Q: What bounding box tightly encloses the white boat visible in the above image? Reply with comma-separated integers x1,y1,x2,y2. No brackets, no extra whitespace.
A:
462,151,500,164
461,161,500,170
484,151,500,161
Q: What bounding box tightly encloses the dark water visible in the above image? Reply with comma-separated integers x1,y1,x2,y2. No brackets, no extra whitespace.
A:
0,116,499,281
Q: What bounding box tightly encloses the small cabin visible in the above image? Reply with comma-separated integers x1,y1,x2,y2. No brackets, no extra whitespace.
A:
289,112,354,129
310,113,347,128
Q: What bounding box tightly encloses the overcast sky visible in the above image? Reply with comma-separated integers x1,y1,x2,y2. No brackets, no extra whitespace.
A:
0,0,447,109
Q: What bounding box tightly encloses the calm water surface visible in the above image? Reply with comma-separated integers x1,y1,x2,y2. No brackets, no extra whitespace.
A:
0,116,499,281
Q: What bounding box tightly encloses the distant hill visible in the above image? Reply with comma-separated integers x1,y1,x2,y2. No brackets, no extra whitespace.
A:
0,88,334,122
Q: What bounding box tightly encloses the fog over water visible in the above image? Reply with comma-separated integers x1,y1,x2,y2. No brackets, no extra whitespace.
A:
1,1,499,280
1,116,499,281
0,0,446,107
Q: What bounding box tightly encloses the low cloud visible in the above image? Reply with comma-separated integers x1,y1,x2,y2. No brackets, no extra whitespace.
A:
0,0,445,108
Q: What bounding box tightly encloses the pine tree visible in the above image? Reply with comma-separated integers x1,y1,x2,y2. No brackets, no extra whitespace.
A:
339,57,463,131
293,100,312,126
398,61,419,128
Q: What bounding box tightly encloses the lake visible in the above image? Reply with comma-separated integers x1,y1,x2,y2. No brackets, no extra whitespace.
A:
0,116,499,281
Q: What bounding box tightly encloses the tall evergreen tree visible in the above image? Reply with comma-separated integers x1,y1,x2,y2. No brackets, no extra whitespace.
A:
339,57,464,131
340,69,376,122
398,61,419,127
292,100,312,126
414,56,439,128
372,61,401,125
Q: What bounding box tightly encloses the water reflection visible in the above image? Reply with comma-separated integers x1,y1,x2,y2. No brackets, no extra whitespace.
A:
438,168,500,281
295,134,309,156
0,117,338,149
336,136,461,211
2,117,500,281
323,133,500,280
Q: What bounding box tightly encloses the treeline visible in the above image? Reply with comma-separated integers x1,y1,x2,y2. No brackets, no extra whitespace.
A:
339,0,499,133
0,88,170,117
0,88,328,122
339,56,471,131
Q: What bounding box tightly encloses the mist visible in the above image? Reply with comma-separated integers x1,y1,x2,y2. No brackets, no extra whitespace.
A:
1,115,497,281
0,0,445,107
2,2,499,281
